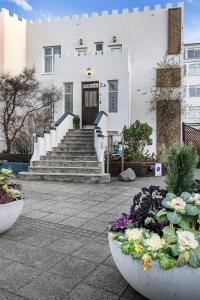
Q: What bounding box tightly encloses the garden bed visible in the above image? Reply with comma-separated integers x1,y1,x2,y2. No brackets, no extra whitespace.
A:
105,161,166,177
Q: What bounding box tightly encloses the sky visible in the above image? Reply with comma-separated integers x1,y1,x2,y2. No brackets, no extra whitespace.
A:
0,0,199,43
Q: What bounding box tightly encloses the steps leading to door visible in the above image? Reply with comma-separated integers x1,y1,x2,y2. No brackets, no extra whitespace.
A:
19,129,110,184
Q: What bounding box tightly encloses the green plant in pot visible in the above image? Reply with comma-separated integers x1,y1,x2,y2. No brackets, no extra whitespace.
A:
73,115,80,129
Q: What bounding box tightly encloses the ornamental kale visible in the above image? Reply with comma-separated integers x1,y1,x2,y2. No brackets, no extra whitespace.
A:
110,186,167,234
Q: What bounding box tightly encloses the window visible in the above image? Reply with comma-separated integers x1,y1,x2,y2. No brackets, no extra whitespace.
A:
189,85,200,97
110,46,122,54
108,80,118,113
184,64,187,76
183,85,187,98
189,64,200,76
95,42,103,54
44,46,61,73
187,48,200,60
64,83,73,113
76,48,87,56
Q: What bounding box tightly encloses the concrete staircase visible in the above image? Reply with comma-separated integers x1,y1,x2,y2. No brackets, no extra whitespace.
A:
19,129,110,183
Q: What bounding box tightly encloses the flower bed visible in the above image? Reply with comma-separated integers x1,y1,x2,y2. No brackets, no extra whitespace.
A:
0,168,24,233
108,144,200,300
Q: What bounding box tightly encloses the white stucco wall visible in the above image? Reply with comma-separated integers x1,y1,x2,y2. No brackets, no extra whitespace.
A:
25,3,184,153
0,8,26,75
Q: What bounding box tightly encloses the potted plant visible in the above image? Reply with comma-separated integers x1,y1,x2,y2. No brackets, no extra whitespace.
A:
73,115,80,129
109,144,200,300
0,168,24,234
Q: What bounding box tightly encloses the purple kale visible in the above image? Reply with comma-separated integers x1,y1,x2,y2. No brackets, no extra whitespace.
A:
110,213,132,232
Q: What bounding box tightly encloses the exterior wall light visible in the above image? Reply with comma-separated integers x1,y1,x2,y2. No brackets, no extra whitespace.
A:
80,38,83,45
86,68,92,77
113,36,117,43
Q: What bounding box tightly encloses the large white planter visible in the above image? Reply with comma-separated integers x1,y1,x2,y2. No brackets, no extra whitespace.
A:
108,233,200,300
0,200,24,234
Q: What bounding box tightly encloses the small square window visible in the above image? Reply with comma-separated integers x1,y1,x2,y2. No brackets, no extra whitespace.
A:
96,43,103,52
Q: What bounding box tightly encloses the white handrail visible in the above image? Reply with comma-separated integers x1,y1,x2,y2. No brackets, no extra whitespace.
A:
31,113,74,163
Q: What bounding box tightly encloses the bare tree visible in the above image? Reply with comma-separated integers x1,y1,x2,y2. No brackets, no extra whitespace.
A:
0,68,61,152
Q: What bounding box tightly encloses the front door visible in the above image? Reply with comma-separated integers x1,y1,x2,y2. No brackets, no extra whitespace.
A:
82,82,99,126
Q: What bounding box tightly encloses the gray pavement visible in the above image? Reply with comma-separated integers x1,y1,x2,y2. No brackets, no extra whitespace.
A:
0,176,168,300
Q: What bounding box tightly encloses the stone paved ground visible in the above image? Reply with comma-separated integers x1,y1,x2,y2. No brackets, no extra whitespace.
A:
0,176,174,300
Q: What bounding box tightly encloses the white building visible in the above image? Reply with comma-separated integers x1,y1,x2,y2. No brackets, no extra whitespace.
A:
183,43,200,123
0,4,184,155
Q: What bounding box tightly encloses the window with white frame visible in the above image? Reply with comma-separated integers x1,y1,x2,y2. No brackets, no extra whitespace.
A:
76,48,87,56
64,83,73,113
189,64,200,76
108,80,118,113
183,85,187,98
110,45,122,54
189,85,200,97
44,46,61,73
187,48,200,60
95,42,103,54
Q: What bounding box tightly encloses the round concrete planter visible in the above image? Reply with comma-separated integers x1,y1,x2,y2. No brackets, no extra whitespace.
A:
0,200,24,234
108,233,200,300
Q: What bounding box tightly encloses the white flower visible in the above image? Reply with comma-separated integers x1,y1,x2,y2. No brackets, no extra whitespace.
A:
1,168,12,176
9,189,21,198
145,233,165,251
170,197,186,212
125,228,143,241
177,230,198,251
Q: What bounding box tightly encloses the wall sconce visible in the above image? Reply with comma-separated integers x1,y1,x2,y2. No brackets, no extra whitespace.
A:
79,38,83,46
86,68,92,77
113,36,117,43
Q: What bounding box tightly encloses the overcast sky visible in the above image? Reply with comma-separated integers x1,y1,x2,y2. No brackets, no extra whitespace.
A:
0,0,199,43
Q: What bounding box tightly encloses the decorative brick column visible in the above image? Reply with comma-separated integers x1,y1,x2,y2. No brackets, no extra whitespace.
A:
168,8,182,55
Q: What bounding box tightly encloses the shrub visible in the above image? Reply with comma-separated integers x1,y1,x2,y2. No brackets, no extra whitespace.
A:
123,120,153,161
165,144,199,195
73,115,80,125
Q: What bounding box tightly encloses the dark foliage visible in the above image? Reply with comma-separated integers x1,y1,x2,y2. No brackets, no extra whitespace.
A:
0,189,15,204
110,186,167,234
8,183,22,191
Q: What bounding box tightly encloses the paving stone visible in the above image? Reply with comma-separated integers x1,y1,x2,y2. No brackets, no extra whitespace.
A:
120,285,138,299
18,272,72,300
22,231,59,247
50,256,97,284
102,255,116,268
84,265,128,295
82,219,109,233
41,213,69,224
68,284,118,300
47,238,85,254
72,242,110,263
0,262,40,293
0,239,65,271
22,210,50,219
0,227,35,242
0,289,24,300
58,217,89,228
0,257,14,269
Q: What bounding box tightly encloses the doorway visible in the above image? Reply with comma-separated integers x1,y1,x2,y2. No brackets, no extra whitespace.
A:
82,82,99,126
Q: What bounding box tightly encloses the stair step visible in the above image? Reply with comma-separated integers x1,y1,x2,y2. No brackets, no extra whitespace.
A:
59,142,94,147
48,151,96,157
29,166,102,174
41,156,97,161
32,160,101,167
53,147,95,152
69,129,94,132
18,172,110,184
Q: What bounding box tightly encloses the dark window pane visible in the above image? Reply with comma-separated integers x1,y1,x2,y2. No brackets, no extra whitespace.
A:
96,43,103,51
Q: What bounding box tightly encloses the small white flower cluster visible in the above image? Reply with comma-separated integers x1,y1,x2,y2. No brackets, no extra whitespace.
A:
1,168,12,176
177,230,198,251
125,228,143,241
145,234,165,251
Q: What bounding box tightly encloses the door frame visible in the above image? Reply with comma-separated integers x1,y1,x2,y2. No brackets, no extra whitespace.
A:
82,81,99,126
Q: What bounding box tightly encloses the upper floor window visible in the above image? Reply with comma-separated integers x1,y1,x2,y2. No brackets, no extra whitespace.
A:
187,48,200,60
108,80,118,113
189,85,200,97
95,42,103,54
110,45,122,54
44,46,61,73
189,64,200,76
76,48,87,56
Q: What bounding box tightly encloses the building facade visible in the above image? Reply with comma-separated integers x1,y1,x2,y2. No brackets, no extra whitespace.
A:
183,43,200,123
0,3,184,154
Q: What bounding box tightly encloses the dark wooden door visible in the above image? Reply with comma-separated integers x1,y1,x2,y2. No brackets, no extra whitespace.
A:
82,83,99,126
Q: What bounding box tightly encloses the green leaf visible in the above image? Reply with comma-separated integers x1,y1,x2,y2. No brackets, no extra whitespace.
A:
121,243,130,255
188,250,200,268
167,212,182,224
194,232,200,242
157,208,167,218
171,245,180,257
166,193,177,201
179,216,191,230
185,204,200,216
177,251,190,267
130,252,143,260
180,192,194,203
159,255,175,270
162,199,172,209
162,226,177,243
